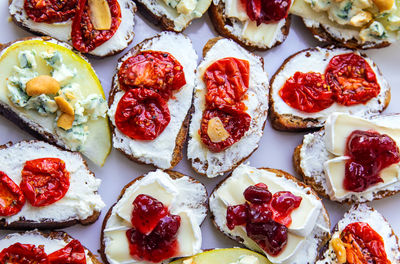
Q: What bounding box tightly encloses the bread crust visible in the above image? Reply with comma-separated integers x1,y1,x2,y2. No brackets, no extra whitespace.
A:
208,2,290,51
99,170,208,264
1,230,102,264
108,33,194,170
0,140,101,230
268,46,391,132
209,167,331,262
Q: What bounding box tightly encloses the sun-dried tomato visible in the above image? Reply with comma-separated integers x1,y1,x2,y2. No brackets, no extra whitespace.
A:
115,88,171,140
279,71,334,113
241,0,291,25
118,51,186,100
0,171,25,216
71,0,121,53
0,243,48,264
20,158,70,207
326,53,380,106
48,240,86,264
24,0,77,23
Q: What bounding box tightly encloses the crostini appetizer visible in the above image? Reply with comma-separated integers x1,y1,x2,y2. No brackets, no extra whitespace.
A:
295,112,400,203
0,37,111,166
108,32,197,169
269,46,390,131
0,230,102,263
101,169,208,264
134,0,211,32
170,248,270,264
187,38,269,178
0,140,105,229
209,164,331,264
209,0,291,50
9,0,136,57
317,203,400,264
290,0,400,49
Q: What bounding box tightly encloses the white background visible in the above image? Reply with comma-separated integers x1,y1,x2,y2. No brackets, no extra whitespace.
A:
0,0,400,261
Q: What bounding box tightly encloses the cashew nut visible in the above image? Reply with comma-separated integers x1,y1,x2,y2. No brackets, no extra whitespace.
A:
373,0,394,11
57,113,75,130
26,75,60,96
54,96,75,116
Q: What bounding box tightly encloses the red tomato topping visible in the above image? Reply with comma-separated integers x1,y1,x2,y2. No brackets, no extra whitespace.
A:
326,53,380,106
203,57,249,112
341,222,390,264
344,130,400,192
24,0,77,23
115,88,171,140
48,240,86,264
0,243,48,264
0,171,25,216
279,72,334,113
200,109,251,152
20,158,70,207
240,0,291,25
118,51,186,100
71,0,121,53
126,194,181,262
226,183,302,256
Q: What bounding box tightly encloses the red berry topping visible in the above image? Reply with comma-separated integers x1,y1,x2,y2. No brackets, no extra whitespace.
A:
244,185,272,204
246,221,288,256
226,204,248,230
271,191,302,226
247,203,273,223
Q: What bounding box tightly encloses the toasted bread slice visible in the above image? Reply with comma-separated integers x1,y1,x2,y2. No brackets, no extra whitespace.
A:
289,0,396,49
209,0,290,50
100,169,208,264
0,37,111,166
269,46,390,131
9,0,136,57
187,38,269,178
209,164,331,264
0,230,102,264
108,32,197,170
0,140,105,230
294,113,400,203
134,0,211,32
317,204,400,263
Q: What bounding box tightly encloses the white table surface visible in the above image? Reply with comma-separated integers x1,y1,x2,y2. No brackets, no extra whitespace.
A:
0,0,399,261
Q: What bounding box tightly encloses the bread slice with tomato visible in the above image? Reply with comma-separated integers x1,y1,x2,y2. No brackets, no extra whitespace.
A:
9,0,136,57
317,203,400,263
0,230,102,264
187,37,269,178
209,0,291,50
0,140,105,230
269,46,390,131
100,169,208,264
209,164,331,264
108,32,197,170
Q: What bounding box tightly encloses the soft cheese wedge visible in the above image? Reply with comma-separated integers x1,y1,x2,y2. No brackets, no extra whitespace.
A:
209,164,330,264
0,230,102,264
317,204,400,264
0,38,111,166
170,248,271,264
0,140,105,229
101,170,208,264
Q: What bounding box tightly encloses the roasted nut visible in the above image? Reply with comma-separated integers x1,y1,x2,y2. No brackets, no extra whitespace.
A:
57,113,75,130
350,11,372,27
54,96,75,115
26,75,60,96
207,117,230,143
89,0,112,30
373,0,394,11
331,237,347,264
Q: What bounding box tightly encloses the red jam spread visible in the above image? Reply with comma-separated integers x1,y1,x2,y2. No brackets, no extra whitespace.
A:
126,194,181,263
344,130,400,192
200,57,251,152
226,183,302,256
241,0,291,25
340,222,390,264
0,243,48,264
279,53,381,112
20,158,70,207
0,171,25,216
24,0,77,23
71,0,122,53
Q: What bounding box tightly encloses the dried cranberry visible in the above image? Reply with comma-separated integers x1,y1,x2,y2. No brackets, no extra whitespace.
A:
246,221,288,256
226,204,248,230
244,185,272,204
